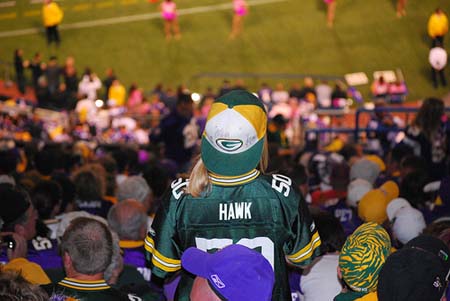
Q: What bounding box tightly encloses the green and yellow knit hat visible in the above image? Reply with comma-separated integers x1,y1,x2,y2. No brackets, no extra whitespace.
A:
201,90,267,177
339,222,391,293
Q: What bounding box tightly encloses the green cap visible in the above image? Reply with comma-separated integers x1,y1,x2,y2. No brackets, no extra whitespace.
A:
201,90,267,177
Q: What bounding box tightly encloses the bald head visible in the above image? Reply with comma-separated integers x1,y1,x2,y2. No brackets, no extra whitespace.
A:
107,199,148,241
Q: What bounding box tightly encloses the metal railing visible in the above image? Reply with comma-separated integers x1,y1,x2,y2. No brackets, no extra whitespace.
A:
304,106,450,146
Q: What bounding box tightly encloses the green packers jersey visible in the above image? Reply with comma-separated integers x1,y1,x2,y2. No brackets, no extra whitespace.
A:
145,170,321,301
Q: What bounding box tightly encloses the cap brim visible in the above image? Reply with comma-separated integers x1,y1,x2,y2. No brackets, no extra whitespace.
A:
181,247,211,278
201,136,263,177
386,198,410,221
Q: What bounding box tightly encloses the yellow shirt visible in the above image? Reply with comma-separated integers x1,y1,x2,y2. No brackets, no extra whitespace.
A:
355,292,378,301
428,13,449,38
108,84,126,106
42,2,63,27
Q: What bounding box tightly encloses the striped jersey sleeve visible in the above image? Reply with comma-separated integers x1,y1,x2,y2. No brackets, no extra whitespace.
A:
284,189,322,266
144,190,182,278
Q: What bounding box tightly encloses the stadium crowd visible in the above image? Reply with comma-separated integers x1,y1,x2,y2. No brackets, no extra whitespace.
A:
0,85,449,301
2,2,450,300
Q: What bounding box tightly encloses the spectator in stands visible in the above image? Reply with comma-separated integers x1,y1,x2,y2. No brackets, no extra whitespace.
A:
31,180,62,238
142,163,172,214
387,80,407,103
428,8,448,47
0,270,49,300
315,80,332,108
401,97,450,180
78,68,102,101
429,43,447,88
0,225,51,285
146,90,321,300
299,77,317,102
28,52,44,90
267,114,290,152
102,67,116,100
98,154,119,203
229,0,248,39
182,244,275,301
371,75,389,99
358,180,399,225
271,83,289,104
295,212,345,301
51,83,69,110
108,78,126,107
161,0,181,40
142,93,168,116
75,93,97,124
284,162,310,202
218,79,232,97
35,76,50,108
0,185,62,270
366,99,401,157
331,81,347,103
150,93,198,173
42,217,133,301
32,147,56,180
289,82,302,100
378,235,450,301
398,154,427,180
0,145,18,187
258,82,273,108
62,56,78,108
127,83,144,110
45,56,61,95
383,144,413,184
398,169,429,206
386,197,426,248
72,167,112,218
108,200,151,281
42,0,63,46
14,49,26,95
117,176,153,213
336,222,391,301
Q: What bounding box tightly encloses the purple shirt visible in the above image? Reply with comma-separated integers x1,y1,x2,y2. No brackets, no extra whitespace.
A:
120,241,151,281
0,236,62,270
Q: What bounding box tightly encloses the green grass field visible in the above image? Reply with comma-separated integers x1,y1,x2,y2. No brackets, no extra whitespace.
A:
0,0,448,101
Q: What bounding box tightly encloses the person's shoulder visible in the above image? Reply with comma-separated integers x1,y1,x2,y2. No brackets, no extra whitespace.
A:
29,236,58,252
258,173,300,200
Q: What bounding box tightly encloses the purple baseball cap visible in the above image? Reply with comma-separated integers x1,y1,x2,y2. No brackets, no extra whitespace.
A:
181,244,274,301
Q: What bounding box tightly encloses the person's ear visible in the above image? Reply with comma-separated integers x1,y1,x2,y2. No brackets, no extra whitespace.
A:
63,252,73,270
337,266,342,279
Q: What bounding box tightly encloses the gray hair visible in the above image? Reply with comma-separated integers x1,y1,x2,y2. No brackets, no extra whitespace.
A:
107,199,148,241
117,176,151,204
103,230,122,284
60,217,112,275
0,270,48,301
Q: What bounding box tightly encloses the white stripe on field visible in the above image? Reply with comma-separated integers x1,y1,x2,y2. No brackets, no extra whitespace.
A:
0,1,16,8
0,0,286,38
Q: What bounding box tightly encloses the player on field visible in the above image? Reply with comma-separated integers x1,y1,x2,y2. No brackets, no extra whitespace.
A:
145,90,322,301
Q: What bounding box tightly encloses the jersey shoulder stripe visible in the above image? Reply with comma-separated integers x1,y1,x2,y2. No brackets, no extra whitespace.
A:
287,231,321,263
144,235,181,272
59,278,110,291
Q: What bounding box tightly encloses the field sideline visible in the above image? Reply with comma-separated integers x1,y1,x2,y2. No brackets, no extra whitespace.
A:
0,0,448,101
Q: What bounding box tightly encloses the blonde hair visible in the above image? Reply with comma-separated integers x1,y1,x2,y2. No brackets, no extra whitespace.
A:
187,137,268,198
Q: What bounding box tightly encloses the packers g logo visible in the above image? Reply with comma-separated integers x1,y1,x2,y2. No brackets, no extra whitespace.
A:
216,139,243,152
